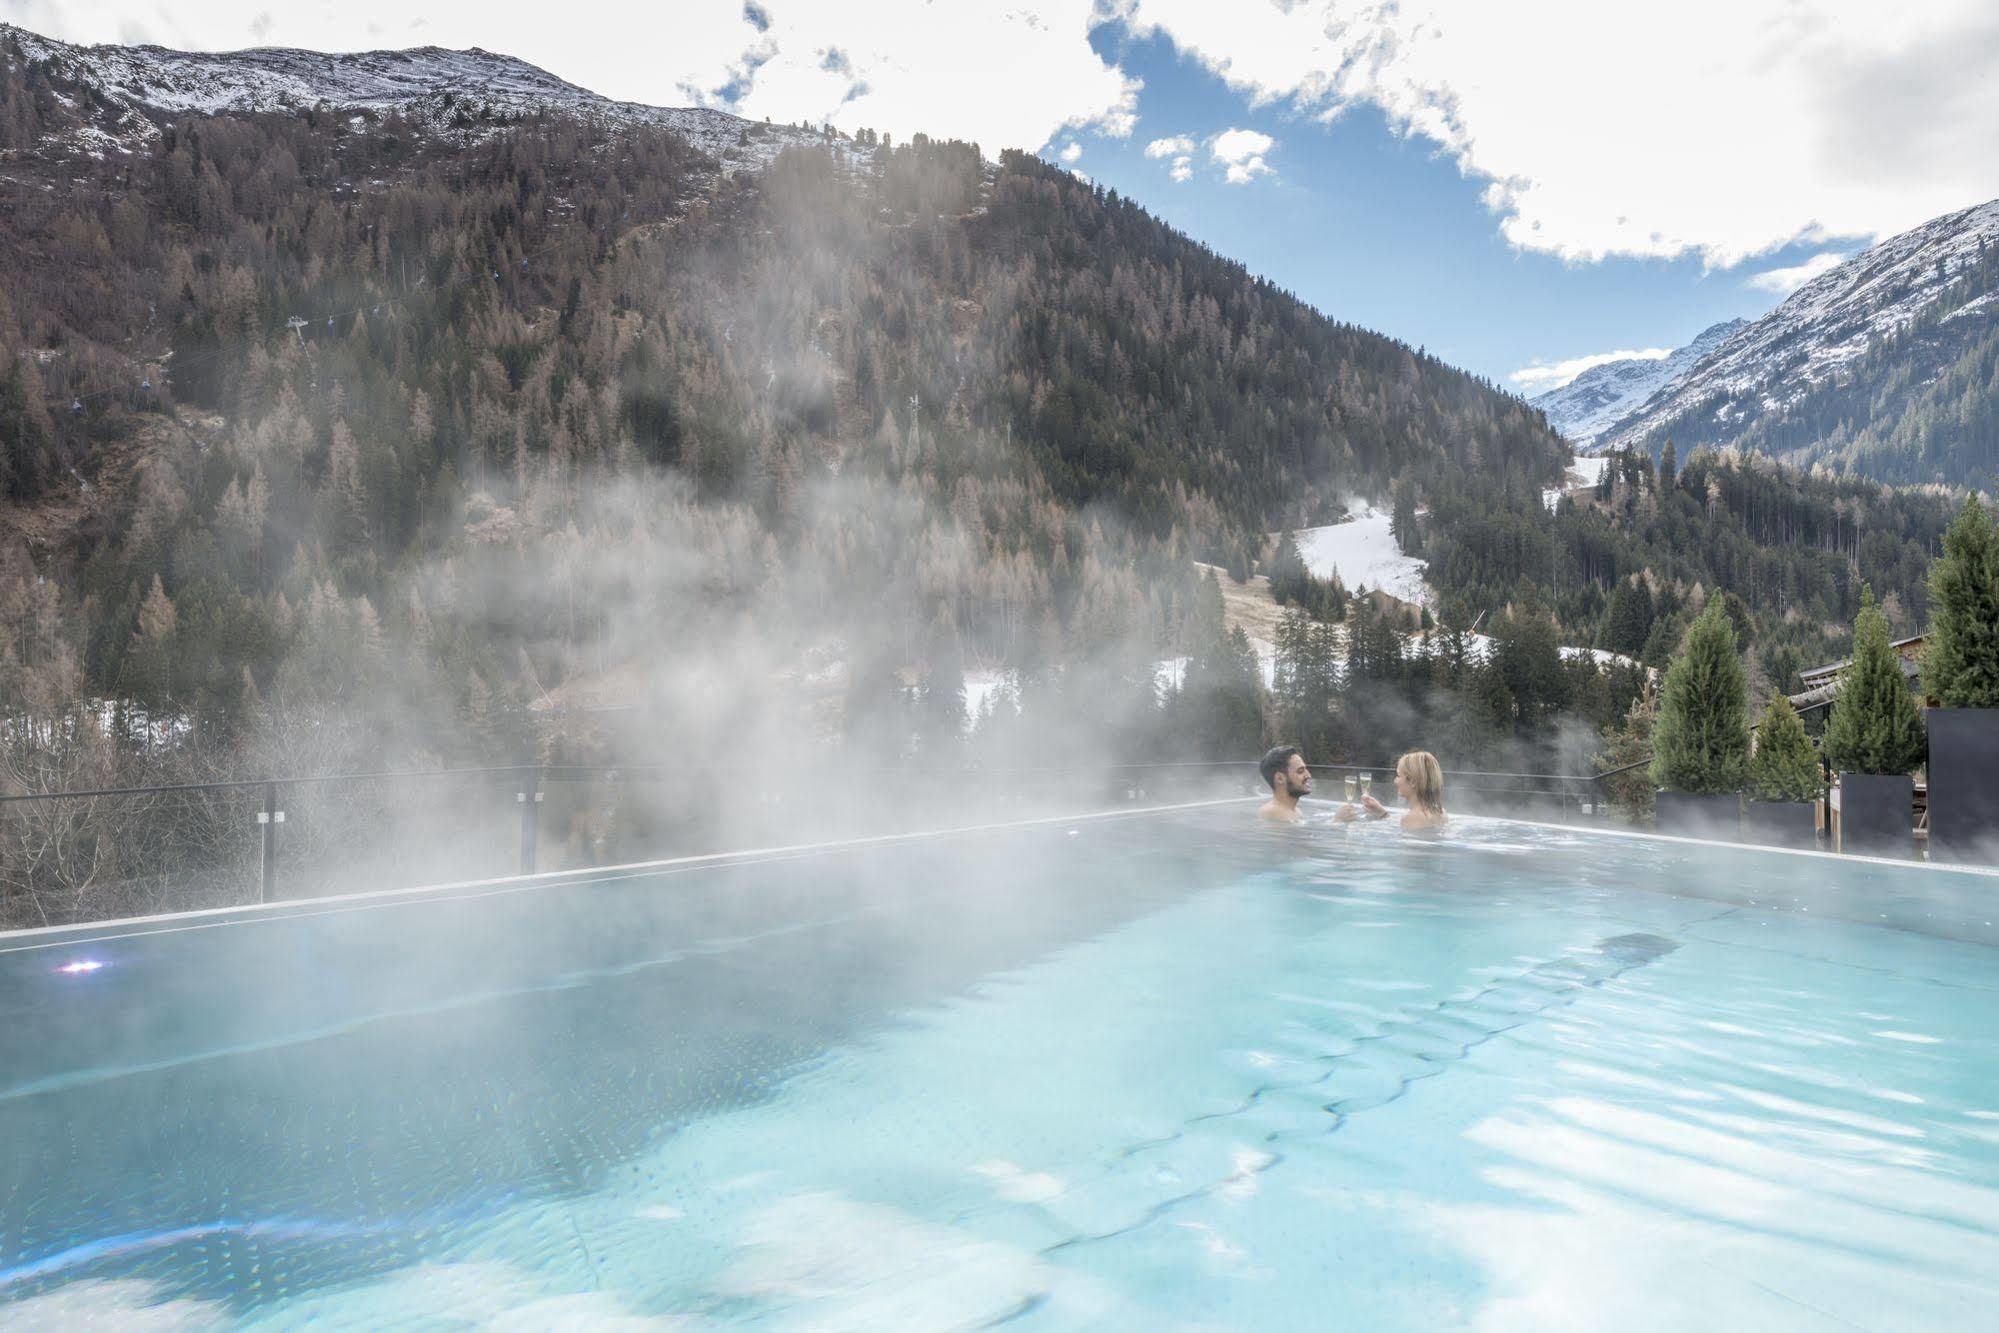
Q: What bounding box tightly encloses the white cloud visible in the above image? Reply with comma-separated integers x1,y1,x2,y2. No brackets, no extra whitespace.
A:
33,0,1999,263
1125,0,1999,264
1145,134,1197,181
1210,127,1275,183
1059,141,1083,164
1509,347,1674,393
19,0,1140,154
1743,250,1848,294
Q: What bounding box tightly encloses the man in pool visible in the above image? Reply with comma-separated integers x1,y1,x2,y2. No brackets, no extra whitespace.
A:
1258,746,1313,822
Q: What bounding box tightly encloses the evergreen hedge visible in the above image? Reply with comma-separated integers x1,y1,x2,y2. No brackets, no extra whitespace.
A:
1822,586,1927,776
1748,693,1824,802
1649,597,1749,795
1922,496,1999,708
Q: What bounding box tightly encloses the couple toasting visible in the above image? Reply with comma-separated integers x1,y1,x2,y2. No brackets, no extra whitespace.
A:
1257,746,1447,831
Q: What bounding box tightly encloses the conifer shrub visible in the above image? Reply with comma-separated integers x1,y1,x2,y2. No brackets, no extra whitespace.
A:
1748,693,1823,802
1600,577,1653,657
1822,586,1927,775
1596,691,1657,820
1649,597,1749,794
1922,496,1999,708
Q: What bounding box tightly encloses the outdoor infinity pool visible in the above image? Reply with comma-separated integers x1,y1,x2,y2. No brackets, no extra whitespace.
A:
2,804,1996,1329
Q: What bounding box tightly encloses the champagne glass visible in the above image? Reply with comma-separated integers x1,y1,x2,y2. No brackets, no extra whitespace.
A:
1358,772,1374,803
1343,774,1358,803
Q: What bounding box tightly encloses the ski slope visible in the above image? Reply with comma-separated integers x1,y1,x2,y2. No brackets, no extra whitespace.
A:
1293,507,1429,604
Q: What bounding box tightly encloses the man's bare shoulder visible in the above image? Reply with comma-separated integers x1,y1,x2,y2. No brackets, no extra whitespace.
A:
1258,801,1300,823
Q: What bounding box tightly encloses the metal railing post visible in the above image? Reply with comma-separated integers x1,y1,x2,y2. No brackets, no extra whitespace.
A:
517,766,542,876
257,782,282,903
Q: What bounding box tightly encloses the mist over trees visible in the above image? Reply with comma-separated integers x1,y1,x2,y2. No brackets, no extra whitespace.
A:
0,29,1979,920
0,43,1574,778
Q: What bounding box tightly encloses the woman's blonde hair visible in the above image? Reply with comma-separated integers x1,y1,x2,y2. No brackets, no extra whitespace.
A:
1397,751,1445,815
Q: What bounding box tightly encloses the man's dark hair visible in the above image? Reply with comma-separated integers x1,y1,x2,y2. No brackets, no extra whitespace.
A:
1260,745,1301,791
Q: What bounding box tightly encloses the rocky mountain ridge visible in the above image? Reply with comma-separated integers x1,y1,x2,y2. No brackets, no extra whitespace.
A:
3,22,834,169
1531,319,1747,446
1596,198,1999,482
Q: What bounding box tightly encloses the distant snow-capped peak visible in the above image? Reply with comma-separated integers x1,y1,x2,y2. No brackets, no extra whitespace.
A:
1600,197,1999,452
1530,319,1749,447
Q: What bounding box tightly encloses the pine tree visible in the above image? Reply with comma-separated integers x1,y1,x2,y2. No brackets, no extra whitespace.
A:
1390,481,1422,554
1640,612,1685,669
1748,693,1823,802
1596,690,1658,821
1491,606,1571,733
1600,577,1653,657
1921,495,1999,707
1822,586,1927,775
1649,597,1749,794
916,635,967,750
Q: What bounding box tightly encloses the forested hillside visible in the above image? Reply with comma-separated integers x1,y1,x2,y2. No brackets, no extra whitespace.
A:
1707,250,1999,485
0,24,1967,857
1427,444,1954,684
0,27,1581,797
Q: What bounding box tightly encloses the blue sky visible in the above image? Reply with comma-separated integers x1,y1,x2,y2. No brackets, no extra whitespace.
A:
1044,26,1861,393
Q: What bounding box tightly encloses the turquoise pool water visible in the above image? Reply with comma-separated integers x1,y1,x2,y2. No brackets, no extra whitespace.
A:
2,808,1996,1328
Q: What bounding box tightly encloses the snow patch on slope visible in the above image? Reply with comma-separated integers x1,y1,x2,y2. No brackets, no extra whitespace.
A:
1453,633,1638,671
1542,453,1611,511
1294,506,1429,605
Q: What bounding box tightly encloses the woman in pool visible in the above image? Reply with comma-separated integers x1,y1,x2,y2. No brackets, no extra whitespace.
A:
1336,751,1448,831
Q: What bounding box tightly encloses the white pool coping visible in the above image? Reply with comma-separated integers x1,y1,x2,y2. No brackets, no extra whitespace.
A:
1495,813,1999,877
3,797,1992,955
0,795,1262,952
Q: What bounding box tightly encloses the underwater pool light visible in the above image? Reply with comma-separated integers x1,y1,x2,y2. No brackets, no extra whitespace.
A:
56,959,105,975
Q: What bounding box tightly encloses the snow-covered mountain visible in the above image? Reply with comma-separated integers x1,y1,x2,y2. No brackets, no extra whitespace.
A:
1530,319,1747,446
2,23,835,169
1597,198,1999,479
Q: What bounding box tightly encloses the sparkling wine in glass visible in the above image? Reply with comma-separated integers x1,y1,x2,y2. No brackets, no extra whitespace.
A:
1358,772,1374,802
1343,775,1358,803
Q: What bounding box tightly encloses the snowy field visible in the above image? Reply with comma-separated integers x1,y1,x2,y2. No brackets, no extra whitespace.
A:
1448,631,1638,671
1293,507,1429,604
966,649,1279,730
1542,454,1611,512
1153,645,1278,694
963,670,1006,724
